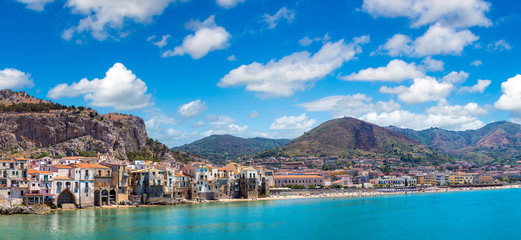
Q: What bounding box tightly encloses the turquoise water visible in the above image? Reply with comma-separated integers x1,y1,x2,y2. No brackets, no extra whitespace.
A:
1,188,521,239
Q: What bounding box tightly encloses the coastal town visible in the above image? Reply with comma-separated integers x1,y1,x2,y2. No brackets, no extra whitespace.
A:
1,153,520,212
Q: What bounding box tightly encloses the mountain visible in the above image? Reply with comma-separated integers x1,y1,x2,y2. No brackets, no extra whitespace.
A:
173,134,290,162
269,117,439,161
0,89,181,161
390,121,521,163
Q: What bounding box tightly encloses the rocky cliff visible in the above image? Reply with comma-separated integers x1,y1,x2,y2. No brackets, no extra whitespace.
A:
0,89,172,160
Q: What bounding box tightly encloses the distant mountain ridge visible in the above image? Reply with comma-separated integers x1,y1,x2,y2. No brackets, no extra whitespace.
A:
390,121,521,163
172,134,290,162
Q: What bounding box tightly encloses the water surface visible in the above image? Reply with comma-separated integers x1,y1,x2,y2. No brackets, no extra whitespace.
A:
1,188,520,239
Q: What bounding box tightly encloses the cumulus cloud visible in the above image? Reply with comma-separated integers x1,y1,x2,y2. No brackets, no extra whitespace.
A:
441,71,469,84
377,24,478,57
16,0,54,11
487,39,512,51
414,24,479,56
162,15,230,59
270,113,316,135
298,94,400,118
62,0,175,41
0,68,34,90
470,60,483,67
361,107,485,131
218,36,369,98
422,57,444,71
495,75,521,114
374,34,413,57
177,99,207,118
362,0,492,28
47,63,153,111
262,7,295,29
216,0,244,9
203,124,248,136
341,59,425,82
386,77,453,104
460,79,491,93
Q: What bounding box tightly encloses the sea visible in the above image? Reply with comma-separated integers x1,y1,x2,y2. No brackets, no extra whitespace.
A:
1,188,520,240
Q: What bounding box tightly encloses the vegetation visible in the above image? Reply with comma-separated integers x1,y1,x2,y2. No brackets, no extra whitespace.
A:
0,102,82,113
173,134,290,162
29,151,50,159
77,150,97,157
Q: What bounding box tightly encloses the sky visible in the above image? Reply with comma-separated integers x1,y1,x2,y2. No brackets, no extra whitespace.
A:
1,0,521,147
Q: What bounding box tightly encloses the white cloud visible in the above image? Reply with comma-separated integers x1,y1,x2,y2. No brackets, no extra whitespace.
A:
216,0,244,9
298,94,400,118
47,63,153,111
250,111,259,118
441,71,469,84
192,121,205,128
262,7,295,29
62,0,175,41
361,108,485,131
495,75,521,114
378,24,479,57
379,86,408,94
422,57,444,71
148,34,170,48
460,79,491,93
415,24,479,56
270,113,316,135
177,99,207,118
298,36,321,46
374,34,413,57
201,114,248,136
0,68,34,90
362,0,492,28
227,55,237,61
208,115,235,125
385,77,453,104
218,36,369,98
487,39,512,51
162,15,230,59
341,59,425,82
203,124,248,136
145,111,176,130
470,60,483,67
16,0,54,11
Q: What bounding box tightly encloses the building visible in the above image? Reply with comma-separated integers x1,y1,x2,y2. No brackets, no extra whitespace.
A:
273,175,325,188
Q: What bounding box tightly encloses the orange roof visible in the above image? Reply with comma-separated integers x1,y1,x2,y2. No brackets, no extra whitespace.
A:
70,163,109,169
49,164,72,169
28,169,37,174
15,157,28,161
54,176,73,180
176,172,189,177
38,171,53,174
332,180,343,184
0,160,15,163
274,175,324,179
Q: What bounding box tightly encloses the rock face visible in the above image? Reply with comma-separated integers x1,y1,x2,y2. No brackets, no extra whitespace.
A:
0,89,170,160
0,112,148,159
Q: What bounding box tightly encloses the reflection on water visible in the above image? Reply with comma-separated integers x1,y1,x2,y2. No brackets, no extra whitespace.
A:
1,189,521,240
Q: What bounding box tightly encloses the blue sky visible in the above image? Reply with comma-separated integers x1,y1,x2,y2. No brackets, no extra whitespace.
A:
1,0,521,147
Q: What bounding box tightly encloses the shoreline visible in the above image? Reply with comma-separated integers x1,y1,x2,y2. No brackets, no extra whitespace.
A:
36,184,520,214
217,184,521,203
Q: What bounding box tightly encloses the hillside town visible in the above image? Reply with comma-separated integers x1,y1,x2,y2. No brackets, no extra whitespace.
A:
1,154,521,210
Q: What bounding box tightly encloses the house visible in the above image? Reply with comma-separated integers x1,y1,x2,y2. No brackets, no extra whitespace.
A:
273,175,325,188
